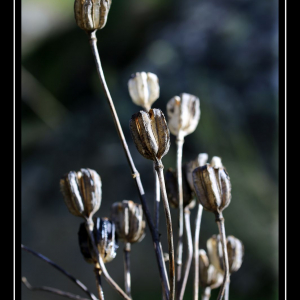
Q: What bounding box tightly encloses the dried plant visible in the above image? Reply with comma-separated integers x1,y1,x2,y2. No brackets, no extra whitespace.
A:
21,1,245,300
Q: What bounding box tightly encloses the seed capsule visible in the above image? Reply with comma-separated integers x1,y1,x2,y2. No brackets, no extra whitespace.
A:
128,72,160,111
166,93,200,139
185,153,208,192
60,168,102,219
78,217,118,264
226,236,244,273
110,200,146,244
199,249,224,289
129,108,170,162
165,168,194,209
207,235,223,273
74,0,112,33
192,164,231,216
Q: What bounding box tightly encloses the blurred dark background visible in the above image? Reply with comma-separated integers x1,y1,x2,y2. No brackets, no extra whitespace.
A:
21,0,278,299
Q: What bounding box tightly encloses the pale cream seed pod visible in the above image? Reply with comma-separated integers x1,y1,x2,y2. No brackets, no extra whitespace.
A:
207,235,223,273
192,164,231,217
129,108,170,163
128,72,160,111
110,200,146,244
166,93,200,140
74,0,112,33
60,168,102,220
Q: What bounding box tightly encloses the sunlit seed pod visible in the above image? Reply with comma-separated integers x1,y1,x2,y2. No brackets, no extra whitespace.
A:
166,93,200,139
165,168,194,209
192,164,231,215
78,217,118,265
226,236,244,273
185,153,209,192
128,72,160,111
199,249,224,289
110,200,146,244
129,108,170,162
60,168,102,219
74,0,112,32
207,235,223,273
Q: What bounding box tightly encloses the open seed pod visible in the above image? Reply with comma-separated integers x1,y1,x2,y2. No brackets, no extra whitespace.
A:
78,217,118,265
165,168,194,209
60,168,102,220
129,108,170,162
128,72,159,111
199,249,224,289
192,164,231,216
74,0,112,33
166,93,200,140
185,153,209,192
110,200,146,244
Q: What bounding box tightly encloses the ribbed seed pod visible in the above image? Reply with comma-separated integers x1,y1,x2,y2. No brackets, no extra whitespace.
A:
185,153,209,192
129,108,170,162
192,164,231,216
199,249,224,289
207,235,223,273
60,168,102,219
128,72,159,111
226,236,244,273
165,168,194,209
166,93,200,139
78,217,118,264
74,0,112,32
110,200,146,244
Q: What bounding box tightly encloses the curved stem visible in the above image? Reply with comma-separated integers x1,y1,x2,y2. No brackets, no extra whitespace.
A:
175,137,184,288
215,214,229,300
85,221,132,300
124,243,132,297
193,204,203,300
21,244,98,300
94,268,105,300
201,287,211,300
178,208,193,300
156,162,175,300
88,31,169,300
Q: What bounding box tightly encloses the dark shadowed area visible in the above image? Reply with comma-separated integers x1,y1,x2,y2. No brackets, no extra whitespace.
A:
21,0,278,299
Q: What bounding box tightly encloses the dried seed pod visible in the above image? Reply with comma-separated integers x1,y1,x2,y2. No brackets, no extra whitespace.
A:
166,93,200,139
110,200,146,244
74,0,112,32
207,235,223,273
199,249,224,289
192,164,231,216
226,236,244,273
129,108,170,162
165,168,194,209
128,72,160,111
78,217,118,264
60,168,102,219
185,153,209,191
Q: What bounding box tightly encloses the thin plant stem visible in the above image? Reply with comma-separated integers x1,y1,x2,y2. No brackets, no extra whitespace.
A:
21,244,98,300
155,161,176,300
215,213,229,300
224,280,230,300
94,268,105,300
178,208,193,300
87,30,169,300
153,162,160,231
85,220,132,300
22,277,92,300
201,287,211,300
193,204,204,300
123,243,132,297
175,137,184,288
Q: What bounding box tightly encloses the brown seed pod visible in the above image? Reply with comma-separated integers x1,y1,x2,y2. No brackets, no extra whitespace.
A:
60,168,102,219
110,200,146,244
206,235,223,273
199,249,224,289
74,0,112,33
165,168,194,209
128,72,160,111
166,93,200,139
192,164,231,216
129,108,170,162
226,236,244,273
78,217,118,265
